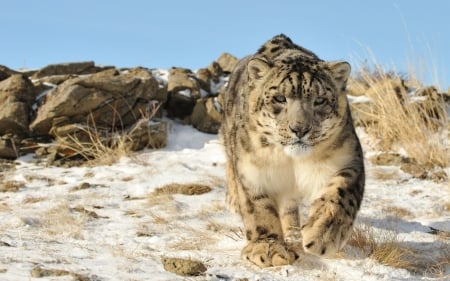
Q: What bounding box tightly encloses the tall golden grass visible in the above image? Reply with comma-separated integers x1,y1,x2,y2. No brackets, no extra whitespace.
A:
350,63,448,168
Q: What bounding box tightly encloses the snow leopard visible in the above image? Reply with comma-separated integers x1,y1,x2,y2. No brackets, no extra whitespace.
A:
220,34,365,267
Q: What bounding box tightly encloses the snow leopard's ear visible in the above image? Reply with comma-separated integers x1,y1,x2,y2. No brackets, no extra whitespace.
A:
248,58,270,80
326,61,351,89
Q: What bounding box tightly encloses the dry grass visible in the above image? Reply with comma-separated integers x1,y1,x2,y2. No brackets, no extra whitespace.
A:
370,168,400,181
382,206,413,218
56,122,134,165
152,183,212,196
348,225,450,277
348,225,419,272
22,196,46,204
0,180,25,192
424,247,450,279
41,203,86,238
54,103,163,165
147,193,174,207
350,64,448,168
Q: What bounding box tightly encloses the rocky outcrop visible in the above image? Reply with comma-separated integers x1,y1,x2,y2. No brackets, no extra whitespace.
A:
30,68,162,137
0,53,447,167
165,53,235,127
0,74,36,137
32,61,112,79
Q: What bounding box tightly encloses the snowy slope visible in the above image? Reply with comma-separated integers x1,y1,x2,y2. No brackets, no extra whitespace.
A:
0,122,449,281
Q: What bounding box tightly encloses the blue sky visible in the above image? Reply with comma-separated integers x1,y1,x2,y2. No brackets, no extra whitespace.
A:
1,0,449,88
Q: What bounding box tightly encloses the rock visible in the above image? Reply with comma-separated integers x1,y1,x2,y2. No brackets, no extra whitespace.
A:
215,52,239,73
166,68,201,119
0,65,19,81
0,74,36,137
32,61,112,79
207,61,223,79
366,77,408,102
369,152,446,181
161,256,207,276
0,136,19,159
370,153,411,166
30,68,161,137
413,86,447,121
126,119,167,150
190,97,222,134
34,74,74,86
195,68,213,92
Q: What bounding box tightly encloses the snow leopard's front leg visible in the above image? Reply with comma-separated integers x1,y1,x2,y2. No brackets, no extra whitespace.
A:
301,166,364,257
234,180,298,267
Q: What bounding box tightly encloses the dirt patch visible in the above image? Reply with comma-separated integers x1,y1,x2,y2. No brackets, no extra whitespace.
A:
0,180,25,192
161,256,207,276
30,266,91,280
153,183,212,196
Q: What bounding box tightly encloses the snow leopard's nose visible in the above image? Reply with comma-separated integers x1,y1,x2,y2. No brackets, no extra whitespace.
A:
289,124,311,138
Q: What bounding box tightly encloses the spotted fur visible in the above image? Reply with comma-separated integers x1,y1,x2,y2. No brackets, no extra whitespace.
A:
220,34,365,267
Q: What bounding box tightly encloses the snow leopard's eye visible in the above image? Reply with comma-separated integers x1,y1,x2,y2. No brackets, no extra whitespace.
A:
273,95,287,103
314,97,327,106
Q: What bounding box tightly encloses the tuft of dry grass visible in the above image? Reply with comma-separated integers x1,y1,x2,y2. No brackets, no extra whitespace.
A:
56,122,134,165
152,183,212,196
348,225,419,272
382,206,413,218
0,180,25,192
54,103,164,165
348,225,450,277
370,167,400,181
41,203,86,238
424,247,450,279
30,266,89,280
350,64,448,168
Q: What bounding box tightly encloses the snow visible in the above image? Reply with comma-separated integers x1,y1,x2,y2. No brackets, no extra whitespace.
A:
347,95,372,103
151,69,169,88
177,88,192,98
0,122,449,281
210,75,229,95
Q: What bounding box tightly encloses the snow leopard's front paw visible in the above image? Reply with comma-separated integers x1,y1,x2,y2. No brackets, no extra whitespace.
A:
241,240,298,267
301,198,353,257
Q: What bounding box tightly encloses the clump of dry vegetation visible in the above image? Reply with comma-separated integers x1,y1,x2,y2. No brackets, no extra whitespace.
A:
348,225,418,272
53,103,165,165
0,180,25,192
41,203,87,238
348,225,450,277
152,183,212,196
349,64,449,169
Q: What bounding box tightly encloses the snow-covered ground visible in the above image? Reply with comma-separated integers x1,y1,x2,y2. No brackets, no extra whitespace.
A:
0,122,449,281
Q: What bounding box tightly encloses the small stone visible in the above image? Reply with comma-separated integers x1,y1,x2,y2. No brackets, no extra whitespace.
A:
161,256,207,276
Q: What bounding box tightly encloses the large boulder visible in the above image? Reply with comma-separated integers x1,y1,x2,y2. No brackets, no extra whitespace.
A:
30,68,162,137
0,74,36,137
